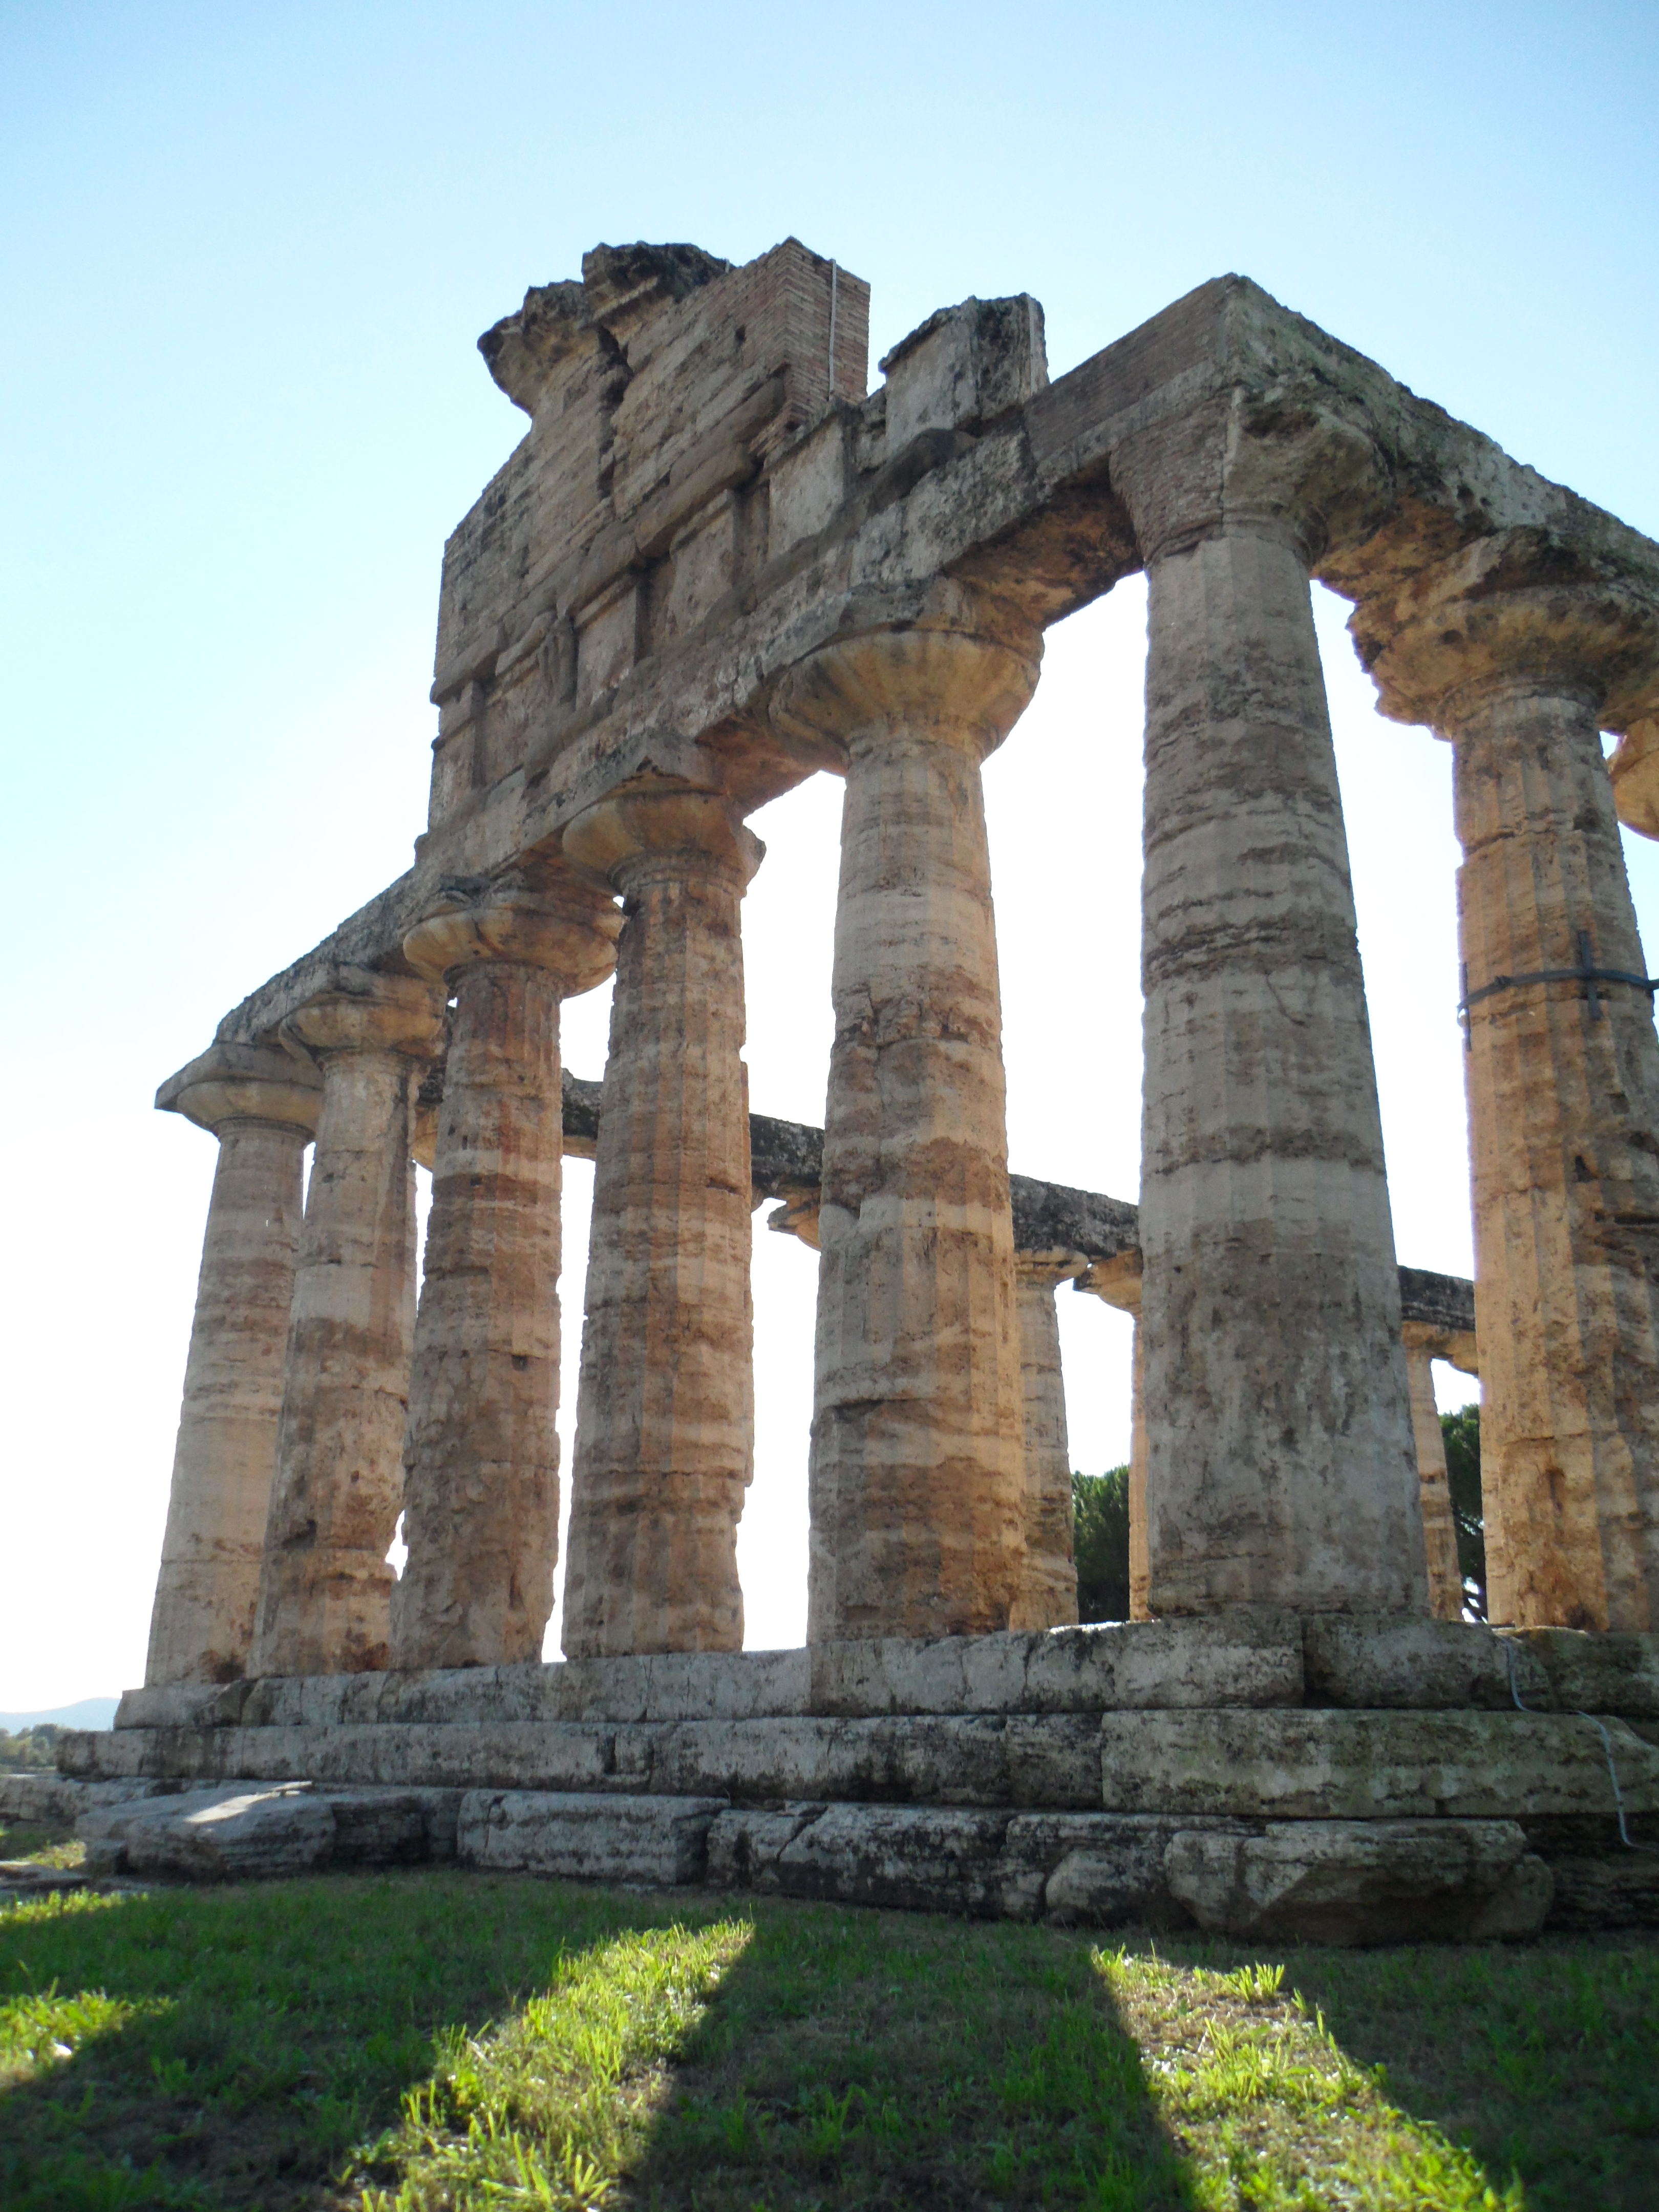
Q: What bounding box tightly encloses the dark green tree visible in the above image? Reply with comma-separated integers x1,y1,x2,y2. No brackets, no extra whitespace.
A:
1072,1466,1131,1623
1440,1404,1486,1620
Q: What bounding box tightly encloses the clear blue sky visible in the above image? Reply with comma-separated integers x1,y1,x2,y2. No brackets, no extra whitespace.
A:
4,1,1656,1704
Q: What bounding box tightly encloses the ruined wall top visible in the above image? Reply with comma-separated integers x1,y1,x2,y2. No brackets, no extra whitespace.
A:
201,245,1659,1053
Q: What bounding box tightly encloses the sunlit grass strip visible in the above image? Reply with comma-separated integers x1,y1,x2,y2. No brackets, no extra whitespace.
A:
356,1919,753,2210
1099,1949,1526,2210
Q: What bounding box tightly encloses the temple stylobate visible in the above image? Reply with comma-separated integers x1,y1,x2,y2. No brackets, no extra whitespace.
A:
53,241,1659,1939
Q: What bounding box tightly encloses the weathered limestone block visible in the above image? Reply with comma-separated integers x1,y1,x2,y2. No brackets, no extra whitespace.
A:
1098,1707,1659,1819
457,1790,725,1882
250,975,444,1678
1135,517,1424,1615
1543,1851,1659,1929
560,786,762,1657
147,1047,323,1685
1402,1325,1467,1620
1302,1614,1550,1710
1009,1251,1086,1630
772,621,1040,1640
393,885,621,1669
1164,1819,1552,1944
1363,535,1659,1631
1501,1625,1659,1716
79,1781,455,1879
807,1612,1304,1715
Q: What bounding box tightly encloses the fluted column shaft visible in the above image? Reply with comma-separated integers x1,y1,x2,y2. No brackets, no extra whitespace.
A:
393,890,621,1667
1400,1328,1464,1620
146,1048,322,1685
1449,678,1659,1627
1128,1320,1151,1622
774,625,1040,1640
250,978,441,1676
560,791,761,1656
1009,1252,1084,1630
1140,522,1424,1614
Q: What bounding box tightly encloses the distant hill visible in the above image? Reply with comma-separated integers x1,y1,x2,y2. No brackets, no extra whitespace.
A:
0,1697,118,1731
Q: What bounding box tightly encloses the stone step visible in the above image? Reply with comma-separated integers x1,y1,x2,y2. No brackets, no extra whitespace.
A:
109,1620,1659,1736
64,1777,1562,1944
59,1705,1659,1825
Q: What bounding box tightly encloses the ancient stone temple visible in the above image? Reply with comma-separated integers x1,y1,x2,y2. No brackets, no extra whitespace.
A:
30,240,1659,1938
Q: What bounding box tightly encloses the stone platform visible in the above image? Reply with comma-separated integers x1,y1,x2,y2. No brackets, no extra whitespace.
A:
35,1617,1659,1943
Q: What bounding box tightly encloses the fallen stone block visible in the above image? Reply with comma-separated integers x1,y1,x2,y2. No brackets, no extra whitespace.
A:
1164,1819,1554,1944
457,1791,726,1882
101,1786,338,1880
77,1782,457,1879
1099,1708,1659,1819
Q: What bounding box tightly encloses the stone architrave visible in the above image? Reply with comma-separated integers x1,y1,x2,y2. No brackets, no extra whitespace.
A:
392,885,622,1669
1138,519,1424,1615
772,619,1040,1641
146,1046,323,1685
248,974,444,1677
559,785,763,1657
1009,1250,1087,1631
1363,535,1659,1629
1400,1327,1466,1622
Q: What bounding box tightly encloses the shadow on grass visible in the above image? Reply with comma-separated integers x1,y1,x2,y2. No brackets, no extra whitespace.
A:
0,1876,1197,2211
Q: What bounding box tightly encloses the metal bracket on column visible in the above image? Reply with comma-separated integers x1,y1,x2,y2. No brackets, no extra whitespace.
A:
1458,932,1658,1048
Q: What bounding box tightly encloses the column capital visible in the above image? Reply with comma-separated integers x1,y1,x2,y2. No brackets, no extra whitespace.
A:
157,1043,323,1137
1015,1246,1089,1291
1356,528,1659,735
279,967,446,1064
402,882,622,992
770,622,1039,768
1075,1249,1142,1313
561,780,763,897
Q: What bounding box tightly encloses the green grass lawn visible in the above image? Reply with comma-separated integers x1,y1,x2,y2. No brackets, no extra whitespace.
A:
0,1837,1653,2210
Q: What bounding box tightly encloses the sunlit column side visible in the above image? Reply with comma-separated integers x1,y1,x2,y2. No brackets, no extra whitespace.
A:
392,886,622,1668
1400,1326,1465,1621
249,974,443,1676
559,785,762,1657
146,1046,323,1685
1366,538,1659,1628
773,621,1040,1640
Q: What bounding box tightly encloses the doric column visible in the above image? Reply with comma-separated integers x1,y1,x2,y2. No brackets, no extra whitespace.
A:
1009,1251,1086,1630
392,885,621,1668
1076,1253,1150,1621
1363,534,1659,1629
146,1046,323,1685
773,620,1039,1639
559,786,762,1657
248,973,443,1677
1400,1326,1465,1621
1139,518,1424,1614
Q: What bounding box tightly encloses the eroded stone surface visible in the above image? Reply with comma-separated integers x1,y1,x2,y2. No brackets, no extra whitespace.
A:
1135,520,1425,1617
1164,1819,1551,1944
250,975,442,1677
393,890,621,1668
561,788,760,1656
147,1048,320,1686
458,1790,725,1881
773,626,1039,1640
